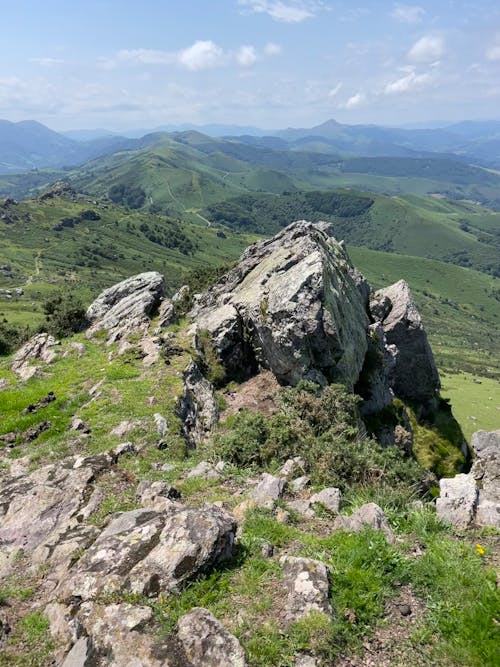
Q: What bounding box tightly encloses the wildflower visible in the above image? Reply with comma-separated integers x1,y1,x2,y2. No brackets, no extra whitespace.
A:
476,543,485,556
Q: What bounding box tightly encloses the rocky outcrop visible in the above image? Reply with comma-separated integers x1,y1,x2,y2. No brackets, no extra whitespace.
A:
370,280,440,411
190,221,369,388
333,503,395,542
86,271,165,342
177,361,219,446
437,429,500,528
11,333,60,380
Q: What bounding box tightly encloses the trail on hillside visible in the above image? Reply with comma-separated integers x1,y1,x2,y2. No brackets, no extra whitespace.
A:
25,249,42,285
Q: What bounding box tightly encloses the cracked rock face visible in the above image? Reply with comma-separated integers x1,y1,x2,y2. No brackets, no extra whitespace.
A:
86,271,165,342
177,361,219,446
190,221,369,389
11,333,60,380
370,280,440,410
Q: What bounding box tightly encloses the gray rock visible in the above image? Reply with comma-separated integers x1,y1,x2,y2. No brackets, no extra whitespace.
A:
177,361,219,446
136,480,181,511
110,419,142,437
280,556,332,622
0,458,105,577
186,461,223,480
333,503,395,542
290,476,311,493
437,430,500,529
11,333,60,380
358,323,397,416
295,656,319,667
57,509,165,601
158,297,175,328
371,280,440,411
153,412,169,437
251,473,286,507
127,504,237,595
280,457,306,478
177,607,246,667
86,271,165,342
309,487,342,513
190,221,369,389
436,474,479,529
61,636,95,667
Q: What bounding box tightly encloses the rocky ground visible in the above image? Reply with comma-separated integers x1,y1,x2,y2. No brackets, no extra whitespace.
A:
0,222,498,666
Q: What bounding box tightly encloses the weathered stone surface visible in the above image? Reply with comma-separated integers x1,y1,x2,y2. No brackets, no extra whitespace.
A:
190,221,369,388
0,458,104,577
177,607,246,667
56,509,165,601
280,556,332,622
251,473,286,507
186,460,224,480
290,475,311,493
127,504,237,595
61,636,96,667
11,333,60,380
158,297,175,328
371,280,440,409
436,474,478,529
309,487,342,513
86,271,165,341
333,503,395,542
437,430,500,528
177,361,219,446
357,323,397,416
280,457,306,478
136,480,181,512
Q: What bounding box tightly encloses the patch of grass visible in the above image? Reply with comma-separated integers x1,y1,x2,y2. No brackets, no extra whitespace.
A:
0,611,54,667
405,536,500,666
440,371,500,439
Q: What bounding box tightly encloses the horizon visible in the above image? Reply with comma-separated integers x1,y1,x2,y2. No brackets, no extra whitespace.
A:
1,1,500,131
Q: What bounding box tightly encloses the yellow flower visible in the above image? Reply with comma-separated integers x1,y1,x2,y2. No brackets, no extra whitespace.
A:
476,543,485,556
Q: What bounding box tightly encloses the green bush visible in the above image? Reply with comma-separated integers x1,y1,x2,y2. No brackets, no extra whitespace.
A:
214,382,425,490
0,321,30,355
42,292,87,338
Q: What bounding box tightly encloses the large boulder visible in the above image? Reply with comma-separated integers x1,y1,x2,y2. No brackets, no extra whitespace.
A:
86,271,165,341
437,429,500,528
190,221,369,388
370,280,440,410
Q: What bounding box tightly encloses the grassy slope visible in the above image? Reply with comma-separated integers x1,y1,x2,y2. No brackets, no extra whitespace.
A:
0,194,252,327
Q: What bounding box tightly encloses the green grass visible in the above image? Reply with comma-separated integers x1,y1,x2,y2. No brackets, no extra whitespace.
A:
440,372,500,440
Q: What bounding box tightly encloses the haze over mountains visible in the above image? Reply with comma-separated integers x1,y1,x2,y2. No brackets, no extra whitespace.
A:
2,117,500,175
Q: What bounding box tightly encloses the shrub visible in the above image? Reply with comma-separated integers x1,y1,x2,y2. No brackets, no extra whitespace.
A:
42,292,87,338
0,321,30,355
213,382,425,491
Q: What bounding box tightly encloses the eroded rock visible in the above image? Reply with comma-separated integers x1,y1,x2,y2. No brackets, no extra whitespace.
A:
280,556,332,622
333,503,395,542
11,333,60,380
177,361,219,446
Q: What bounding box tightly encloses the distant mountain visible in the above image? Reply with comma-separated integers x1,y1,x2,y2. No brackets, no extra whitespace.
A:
61,129,120,141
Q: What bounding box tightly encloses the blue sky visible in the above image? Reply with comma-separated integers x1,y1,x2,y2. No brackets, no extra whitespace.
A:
1,0,500,130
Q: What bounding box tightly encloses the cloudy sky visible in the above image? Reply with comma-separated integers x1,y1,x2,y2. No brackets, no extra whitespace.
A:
1,0,500,130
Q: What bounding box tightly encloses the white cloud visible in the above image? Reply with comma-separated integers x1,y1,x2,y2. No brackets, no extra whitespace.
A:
29,57,65,67
390,4,425,24
486,35,500,61
238,0,320,23
117,48,175,65
264,42,282,56
328,82,343,97
384,70,431,94
342,92,365,109
236,45,258,67
178,41,225,71
408,35,445,63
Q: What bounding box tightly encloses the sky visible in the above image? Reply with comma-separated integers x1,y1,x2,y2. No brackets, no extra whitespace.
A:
1,0,500,131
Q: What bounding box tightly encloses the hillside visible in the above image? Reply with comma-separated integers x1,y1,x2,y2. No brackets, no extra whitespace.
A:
0,223,498,667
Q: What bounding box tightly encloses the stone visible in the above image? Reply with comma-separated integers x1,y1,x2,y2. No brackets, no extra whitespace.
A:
112,441,136,458
290,476,311,493
86,271,165,342
127,504,237,595
371,280,440,411
0,458,105,577
357,323,397,416
136,480,181,511
177,607,246,667
295,656,319,667
158,297,176,328
251,473,286,507
280,556,332,622
280,457,306,478
333,503,395,542
275,508,291,524
70,417,90,433
177,361,219,446
437,430,500,529
61,636,96,667
56,509,165,601
153,412,169,437
11,333,60,380
190,221,369,389
45,602,73,662
309,487,342,513
186,461,222,480
110,420,142,437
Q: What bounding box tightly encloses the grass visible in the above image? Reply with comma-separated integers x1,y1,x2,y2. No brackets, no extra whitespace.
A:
0,612,54,667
